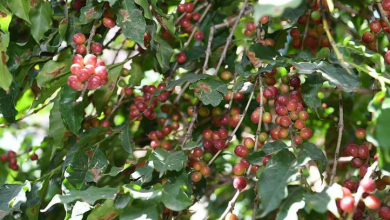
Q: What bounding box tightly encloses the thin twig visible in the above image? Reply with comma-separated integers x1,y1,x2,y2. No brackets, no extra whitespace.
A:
181,100,200,147
86,19,99,54
203,6,254,74
346,161,378,220
219,190,241,220
213,0,249,76
208,78,258,166
301,8,312,51
334,2,371,19
246,76,263,176
329,92,344,185
169,3,212,80
0,99,55,128
107,92,126,120
376,3,390,42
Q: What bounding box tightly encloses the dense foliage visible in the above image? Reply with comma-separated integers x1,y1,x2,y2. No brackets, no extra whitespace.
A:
1,0,390,219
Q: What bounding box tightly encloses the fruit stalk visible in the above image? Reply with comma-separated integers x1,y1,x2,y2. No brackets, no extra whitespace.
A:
329,92,344,185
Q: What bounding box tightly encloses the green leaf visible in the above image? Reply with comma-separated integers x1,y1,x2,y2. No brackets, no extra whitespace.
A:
258,149,299,217
36,58,72,88
134,162,154,183
0,4,11,35
29,1,53,43
66,147,109,189
150,148,188,178
123,183,161,200
262,140,289,155
191,78,228,107
49,93,66,159
316,48,330,60
114,0,146,48
0,181,31,219
248,44,280,64
120,199,160,220
302,143,327,172
92,64,122,115
7,0,31,24
182,140,197,150
128,62,144,87
79,4,103,24
42,186,118,211
119,123,133,154
344,39,385,72
31,74,68,109
135,0,152,19
161,179,192,211
318,63,360,92
59,85,83,134
304,184,343,218
87,200,120,220
279,1,307,23
166,73,209,91
59,19,68,40
155,35,173,72
276,186,305,220
0,40,13,91
301,73,324,111
254,0,302,25
246,151,266,166
0,81,19,122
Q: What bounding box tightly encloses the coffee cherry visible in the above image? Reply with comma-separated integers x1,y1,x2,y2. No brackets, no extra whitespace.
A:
95,66,108,80
91,42,103,54
370,20,382,33
259,16,269,24
343,179,357,192
244,137,255,149
233,176,247,191
385,51,390,64
355,128,366,139
213,139,226,150
181,18,191,28
340,196,355,213
360,178,376,193
225,213,238,220
362,195,379,210
192,12,200,21
75,44,86,54
293,135,303,145
72,0,84,10
383,0,390,11
292,38,302,49
0,154,7,162
358,146,369,159
194,31,204,41
234,145,249,158
87,76,101,90
310,11,321,20
177,4,186,13
298,110,309,121
251,108,261,123
263,155,271,166
68,75,84,91
73,33,86,45
84,54,97,66
103,17,115,28
262,112,272,123
289,75,301,87
300,128,312,139
177,53,187,64
294,119,305,130
359,164,369,177
297,15,307,25
233,163,246,176
191,171,202,182
362,32,375,44
280,116,291,128
347,144,359,157
244,29,252,36
379,206,390,219
247,21,256,31
276,106,288,116
200,165,211,176
220,71,232,81
290,28,300,38
341,187,352,197
351,157,364,168
258,132,268,143
218,127,229,139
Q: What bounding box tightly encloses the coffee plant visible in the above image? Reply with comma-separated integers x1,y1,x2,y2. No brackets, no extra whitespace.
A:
2,0,390,219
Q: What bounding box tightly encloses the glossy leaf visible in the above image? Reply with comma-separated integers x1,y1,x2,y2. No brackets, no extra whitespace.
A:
150,148,188,178
0,181,31,219
300,73,324,111
59,85,83,135
29,1,52,43
262,140,289,155
161,179,192,211
276,186,305,220
304,184,343,218
49,93,66,159
191,78,228,107
7,0,31,24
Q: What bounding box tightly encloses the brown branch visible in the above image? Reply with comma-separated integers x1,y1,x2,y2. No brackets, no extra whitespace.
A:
219,190,241,220
0,99,55,128
208,78,258,166
107,92,126,120
203,6,254,74
246,76,263,176
180,100,200,147
334,2,371,19
213,0,249,75
86,19,99,54
376,3,390,42
329,92,344,185
346,161,378,220
301,9,311,51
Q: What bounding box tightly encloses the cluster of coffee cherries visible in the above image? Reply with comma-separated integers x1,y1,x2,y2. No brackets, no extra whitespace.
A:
72,33,103,55
128,83,171,120
188,147,211,183
243,16,269,36
148,125,174,150
68,34,108,91
102,6,116,28
251,69,312,143
0,150,38,171
290,2,331,51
